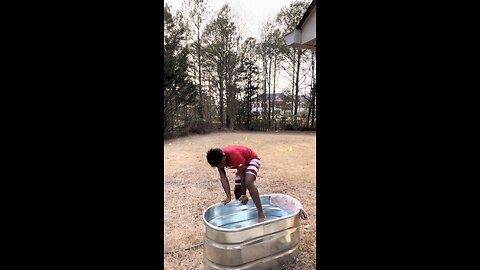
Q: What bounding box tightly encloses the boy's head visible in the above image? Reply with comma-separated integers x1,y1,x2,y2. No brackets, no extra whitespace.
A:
207,148,226,167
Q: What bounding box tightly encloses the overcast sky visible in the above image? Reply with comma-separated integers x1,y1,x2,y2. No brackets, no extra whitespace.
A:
164,0,297,40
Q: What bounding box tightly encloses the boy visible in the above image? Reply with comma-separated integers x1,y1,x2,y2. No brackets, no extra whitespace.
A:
206,145,266,222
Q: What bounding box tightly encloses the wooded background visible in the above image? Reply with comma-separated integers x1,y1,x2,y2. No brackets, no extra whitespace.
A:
164,0,316,139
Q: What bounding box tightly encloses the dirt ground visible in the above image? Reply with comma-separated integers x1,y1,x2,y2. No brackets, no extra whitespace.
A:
164,130,316,269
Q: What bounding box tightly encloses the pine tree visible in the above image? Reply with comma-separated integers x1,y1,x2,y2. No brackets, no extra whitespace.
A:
164,5,196,133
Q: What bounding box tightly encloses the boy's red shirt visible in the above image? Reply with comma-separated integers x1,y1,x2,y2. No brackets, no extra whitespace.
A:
221,145,258,169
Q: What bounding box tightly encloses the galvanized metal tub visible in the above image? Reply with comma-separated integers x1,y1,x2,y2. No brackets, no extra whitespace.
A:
203,194,301,270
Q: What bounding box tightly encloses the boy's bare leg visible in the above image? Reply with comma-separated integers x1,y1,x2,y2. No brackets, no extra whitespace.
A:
245,174,266,222
234,185,242,199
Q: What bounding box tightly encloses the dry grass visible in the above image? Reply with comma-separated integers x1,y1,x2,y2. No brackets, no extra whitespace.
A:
164,130,316,269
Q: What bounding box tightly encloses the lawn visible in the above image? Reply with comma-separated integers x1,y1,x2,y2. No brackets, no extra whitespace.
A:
164,130,316,269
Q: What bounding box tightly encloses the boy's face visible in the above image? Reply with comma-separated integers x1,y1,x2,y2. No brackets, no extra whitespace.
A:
216,155,227,168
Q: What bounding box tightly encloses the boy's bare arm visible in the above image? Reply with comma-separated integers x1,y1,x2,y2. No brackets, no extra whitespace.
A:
218,167,231,203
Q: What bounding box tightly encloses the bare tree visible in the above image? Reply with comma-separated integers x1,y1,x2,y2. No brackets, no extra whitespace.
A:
203,4,242,129
276,0,309,124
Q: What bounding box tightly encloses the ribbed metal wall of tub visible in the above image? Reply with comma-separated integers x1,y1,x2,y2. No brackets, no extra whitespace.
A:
203,245,300,270
202,195,302,270
204,225,300,266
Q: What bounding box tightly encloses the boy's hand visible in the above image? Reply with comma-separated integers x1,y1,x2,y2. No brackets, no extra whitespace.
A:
222,197,231,205
239,195,248,205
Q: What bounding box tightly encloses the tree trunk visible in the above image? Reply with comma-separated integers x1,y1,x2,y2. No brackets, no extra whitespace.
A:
197,28,203,119
218,70,224,127
206,74,211,121
306,94,312,129
247,65,252,130
311,52,316,129
256,88,259,123
226,81,231,129
306,51,314,129
272,56,277,130
267,58,272,128
227,83,235,130
294,49,301,124
262,57,267,124
291,50,295,116
311,83,316,129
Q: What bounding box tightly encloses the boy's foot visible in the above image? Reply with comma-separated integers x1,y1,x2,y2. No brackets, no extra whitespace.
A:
258,214,266,223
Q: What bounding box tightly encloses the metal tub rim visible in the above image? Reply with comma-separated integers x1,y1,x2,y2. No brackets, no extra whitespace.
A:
202,194,300,232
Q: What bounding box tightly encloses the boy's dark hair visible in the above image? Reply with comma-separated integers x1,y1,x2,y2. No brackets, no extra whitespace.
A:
207,148,223,167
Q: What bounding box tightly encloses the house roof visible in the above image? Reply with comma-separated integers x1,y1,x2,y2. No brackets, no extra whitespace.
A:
295,0,316,30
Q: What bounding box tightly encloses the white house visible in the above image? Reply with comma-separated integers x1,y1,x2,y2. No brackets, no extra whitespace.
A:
285,0,316,50
251,93,307,116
